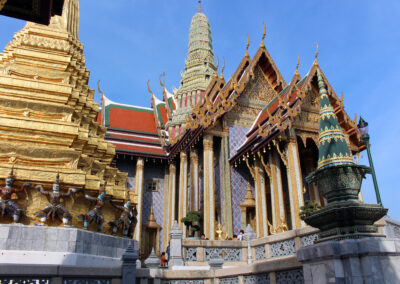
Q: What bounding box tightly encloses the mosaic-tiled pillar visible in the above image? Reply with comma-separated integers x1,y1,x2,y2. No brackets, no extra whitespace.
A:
162,167,170,251
254,159,268,237
269,151,286,231
203,134,215,240
190,149,199,211
167,162,177,237
221,131,233,237
134,157,144,243
286,135,304,229
178,151,188,237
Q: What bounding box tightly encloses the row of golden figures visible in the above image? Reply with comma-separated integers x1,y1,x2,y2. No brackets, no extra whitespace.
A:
0,168,137,237
215,219,289,240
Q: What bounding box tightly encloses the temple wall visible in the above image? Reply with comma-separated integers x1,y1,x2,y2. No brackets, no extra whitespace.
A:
229,126,253,234
214,139,223,225
142,163,165,249
228,126,249,159
115,157,136,192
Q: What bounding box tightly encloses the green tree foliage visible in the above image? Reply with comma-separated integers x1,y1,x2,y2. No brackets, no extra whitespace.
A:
181,211,201,234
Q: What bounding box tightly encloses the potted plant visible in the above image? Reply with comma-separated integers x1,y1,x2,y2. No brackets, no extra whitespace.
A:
181,211,201,239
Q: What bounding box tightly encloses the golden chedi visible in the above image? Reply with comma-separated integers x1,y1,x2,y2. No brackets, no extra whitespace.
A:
0,0,133,230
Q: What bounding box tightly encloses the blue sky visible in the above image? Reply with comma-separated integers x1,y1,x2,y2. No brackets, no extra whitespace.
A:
1,1,399,220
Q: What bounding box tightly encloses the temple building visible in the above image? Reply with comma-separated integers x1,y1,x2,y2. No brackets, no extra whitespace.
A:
0,0,366,260
99,3,365,258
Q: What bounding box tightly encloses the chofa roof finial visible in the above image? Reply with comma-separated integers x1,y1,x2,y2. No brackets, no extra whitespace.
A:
97,80,105,126
220,57,225,80
245,34,250,57
147,80,154,98
314,42,319,65
159,72,166,91
215,57,219,78
261,22,266,48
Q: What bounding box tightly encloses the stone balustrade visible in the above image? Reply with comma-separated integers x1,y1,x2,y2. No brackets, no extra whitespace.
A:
182,226,319,266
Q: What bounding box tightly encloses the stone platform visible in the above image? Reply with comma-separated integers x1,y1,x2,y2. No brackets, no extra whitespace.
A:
0,224,138,268
297,237,400,283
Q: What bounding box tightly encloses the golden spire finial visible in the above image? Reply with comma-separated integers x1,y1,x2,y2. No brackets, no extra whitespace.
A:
215,57,219,78
261,22,266,48
220,57,225,79
147,80,154,98
314,42,319,65
198,0,202,12
245,34,250,57
295,55,300,75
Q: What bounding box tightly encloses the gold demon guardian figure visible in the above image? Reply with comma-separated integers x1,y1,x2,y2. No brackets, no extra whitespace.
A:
78,190,109,232
34,173,77,226
0,168,30,223
108,200,137,237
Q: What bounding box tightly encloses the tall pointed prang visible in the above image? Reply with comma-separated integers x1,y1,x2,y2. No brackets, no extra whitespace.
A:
181,6,216,91
316,69,354,170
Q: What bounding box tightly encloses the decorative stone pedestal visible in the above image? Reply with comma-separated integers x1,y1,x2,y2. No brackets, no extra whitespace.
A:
122,244,139,284
168,221,184,268
0,224,138,267
144,248,161,268
297,237,400,283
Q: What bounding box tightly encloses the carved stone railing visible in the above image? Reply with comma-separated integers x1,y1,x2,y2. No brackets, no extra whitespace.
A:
182,226,319,266
182,239,247,264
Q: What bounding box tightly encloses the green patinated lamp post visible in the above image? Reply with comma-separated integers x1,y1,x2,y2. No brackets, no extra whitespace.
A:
301,69,387,242
358,117,383,206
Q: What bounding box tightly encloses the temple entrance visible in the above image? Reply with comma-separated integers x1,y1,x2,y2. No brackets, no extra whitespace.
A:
246,207,256,231
240,183,256,232
142,206,161,260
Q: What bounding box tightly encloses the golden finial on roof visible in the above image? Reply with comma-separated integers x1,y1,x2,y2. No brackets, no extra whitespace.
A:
159,72,166,91
147,80,154,98
261,22,266,48
245,34,250,57
314,42,319,65
295,55,300,76
97,80,105,126
220,57,225,80
215,57,219,78
198,0,202,12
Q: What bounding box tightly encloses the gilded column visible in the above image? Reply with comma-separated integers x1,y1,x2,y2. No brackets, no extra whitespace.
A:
286,133,304,229
178,151,188,237
162,167,170,252
254,159,268,237
221,130,233,237
269,151,286,231
167,162,177,239
203,134,215,240
190,149,199,211
134,157,144,243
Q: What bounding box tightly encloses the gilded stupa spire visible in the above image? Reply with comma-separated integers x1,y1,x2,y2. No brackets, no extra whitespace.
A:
178,2,216,93
170,0,217,128
316,69,354,169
